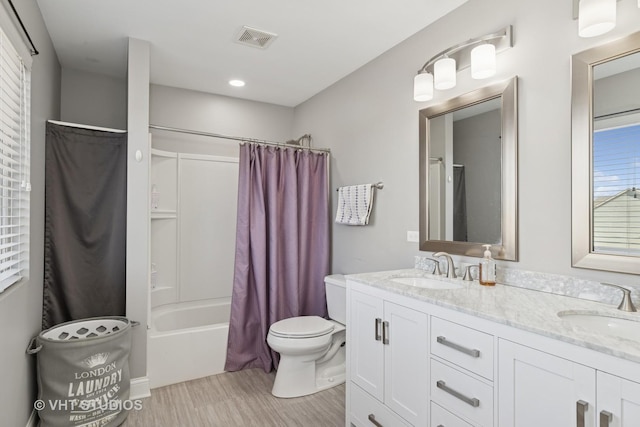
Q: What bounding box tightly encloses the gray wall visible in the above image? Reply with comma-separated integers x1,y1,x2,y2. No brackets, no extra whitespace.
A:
149,84,295,146
0,1,61,426
61,68,127,129
293,0,640,288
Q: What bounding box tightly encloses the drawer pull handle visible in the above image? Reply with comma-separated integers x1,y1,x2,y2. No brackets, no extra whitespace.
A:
436,336,480,358
600,410,613,427
436,380,480,407
375,318,382,341
368,413,383,427
382,321,389,345
576,400,589,427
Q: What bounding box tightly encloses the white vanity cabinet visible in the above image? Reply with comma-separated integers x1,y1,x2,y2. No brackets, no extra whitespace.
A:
347,272,640,427
498,339,597,427
498,340,640,427
430,317,495,427
349,289,429,426
597,371,640,427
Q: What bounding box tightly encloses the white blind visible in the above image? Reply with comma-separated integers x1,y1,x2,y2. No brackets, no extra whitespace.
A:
592,120,640,256
0,23,29,293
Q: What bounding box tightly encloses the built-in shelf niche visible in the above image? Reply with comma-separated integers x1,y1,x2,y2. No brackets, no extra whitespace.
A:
150,148,178,308
150,149,178,213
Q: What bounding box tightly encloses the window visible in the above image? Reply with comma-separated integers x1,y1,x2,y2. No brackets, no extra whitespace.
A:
0,22,30,293
592,117,640,256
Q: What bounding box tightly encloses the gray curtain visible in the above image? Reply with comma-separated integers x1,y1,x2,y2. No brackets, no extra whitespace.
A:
453,165,468,242
225,143,330,372
42,122,127,329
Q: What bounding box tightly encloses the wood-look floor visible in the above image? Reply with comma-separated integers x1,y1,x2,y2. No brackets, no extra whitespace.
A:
123,369,345,427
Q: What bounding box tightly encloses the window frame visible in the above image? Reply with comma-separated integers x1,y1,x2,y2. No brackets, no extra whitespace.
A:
0,3,31,294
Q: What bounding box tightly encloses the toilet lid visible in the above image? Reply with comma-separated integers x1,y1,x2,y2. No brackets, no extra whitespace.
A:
269,316,334,338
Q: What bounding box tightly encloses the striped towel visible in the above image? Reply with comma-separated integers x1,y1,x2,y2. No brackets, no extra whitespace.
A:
335,184,375,225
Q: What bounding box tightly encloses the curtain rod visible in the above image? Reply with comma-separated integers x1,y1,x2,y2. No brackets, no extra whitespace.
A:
149,124,330,154
47,120,127,133
7,0,38,56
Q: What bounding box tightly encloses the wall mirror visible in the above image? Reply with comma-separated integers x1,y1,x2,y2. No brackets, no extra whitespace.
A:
572,31,640,274
419,77,518,260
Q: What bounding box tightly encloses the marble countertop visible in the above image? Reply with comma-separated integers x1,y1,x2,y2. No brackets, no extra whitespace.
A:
346,268,640,363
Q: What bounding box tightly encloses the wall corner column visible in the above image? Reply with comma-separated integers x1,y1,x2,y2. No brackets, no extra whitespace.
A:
126,38,150,380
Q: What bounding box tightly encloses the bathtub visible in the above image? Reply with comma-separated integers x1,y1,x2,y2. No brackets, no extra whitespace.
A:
148,299,231,389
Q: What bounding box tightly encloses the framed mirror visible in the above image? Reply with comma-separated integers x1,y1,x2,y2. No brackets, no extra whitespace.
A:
572,31,640,274
419,77,518,260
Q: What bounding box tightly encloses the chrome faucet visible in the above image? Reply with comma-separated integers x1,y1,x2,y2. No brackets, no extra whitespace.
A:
601,283,637,312
463,265,479,281
433,252,457,279
426,258,443,275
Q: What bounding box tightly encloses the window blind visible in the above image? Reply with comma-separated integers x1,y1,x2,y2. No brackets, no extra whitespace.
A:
592,122,640,255
0,23,29,293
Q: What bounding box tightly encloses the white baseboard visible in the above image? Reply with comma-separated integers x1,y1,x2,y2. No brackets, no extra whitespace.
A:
130,376,151,400
26,410,37,427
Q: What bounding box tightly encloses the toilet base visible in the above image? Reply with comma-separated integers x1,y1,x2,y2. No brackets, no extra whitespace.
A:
271,338,346,398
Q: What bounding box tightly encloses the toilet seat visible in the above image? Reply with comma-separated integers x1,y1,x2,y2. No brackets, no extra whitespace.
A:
269,316,334,339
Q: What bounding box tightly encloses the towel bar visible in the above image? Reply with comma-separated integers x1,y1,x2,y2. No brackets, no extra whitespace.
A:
336,182,384,191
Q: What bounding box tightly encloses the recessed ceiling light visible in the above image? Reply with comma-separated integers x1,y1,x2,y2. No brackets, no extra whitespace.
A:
229,79,245,87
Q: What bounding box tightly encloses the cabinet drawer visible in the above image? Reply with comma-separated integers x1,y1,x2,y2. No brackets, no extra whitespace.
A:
431,316,494,380
350,383,410,427
431,401,473,427
431,359,493,427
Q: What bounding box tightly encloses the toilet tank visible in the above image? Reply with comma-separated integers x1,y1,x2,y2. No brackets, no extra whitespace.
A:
325,274,347,325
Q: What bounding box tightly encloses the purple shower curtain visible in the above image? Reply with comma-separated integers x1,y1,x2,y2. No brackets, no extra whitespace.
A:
224,143,330,373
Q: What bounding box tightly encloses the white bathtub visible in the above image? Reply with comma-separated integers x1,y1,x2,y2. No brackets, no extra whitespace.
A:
148,299,231,389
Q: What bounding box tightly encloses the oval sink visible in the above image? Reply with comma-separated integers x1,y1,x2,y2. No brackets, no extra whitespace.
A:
558,311,640,342
391,277,464,290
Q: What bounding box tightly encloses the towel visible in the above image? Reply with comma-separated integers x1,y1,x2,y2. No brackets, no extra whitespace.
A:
335,184,375,225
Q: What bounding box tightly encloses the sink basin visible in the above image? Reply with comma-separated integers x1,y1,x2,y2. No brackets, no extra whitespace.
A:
390,277,464,290
558,311,640,342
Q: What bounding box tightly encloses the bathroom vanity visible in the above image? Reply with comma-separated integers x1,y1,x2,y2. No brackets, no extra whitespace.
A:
345,269,640,427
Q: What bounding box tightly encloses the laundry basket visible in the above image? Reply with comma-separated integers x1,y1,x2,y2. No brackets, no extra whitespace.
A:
27,317,133,427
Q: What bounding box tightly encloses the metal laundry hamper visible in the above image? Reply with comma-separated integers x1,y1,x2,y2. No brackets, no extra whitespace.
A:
27,316,133,427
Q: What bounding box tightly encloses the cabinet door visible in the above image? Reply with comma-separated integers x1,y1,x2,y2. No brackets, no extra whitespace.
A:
384,301,429,426
498,339,596,427
350,290,385,401
597,372,640,427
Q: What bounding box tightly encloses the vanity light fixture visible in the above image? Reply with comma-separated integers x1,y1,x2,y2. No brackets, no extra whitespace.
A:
413,26,513,102
578,0,616,37
471,44,497,79
434,57,457,90
572,0,621,38
413,72,434,101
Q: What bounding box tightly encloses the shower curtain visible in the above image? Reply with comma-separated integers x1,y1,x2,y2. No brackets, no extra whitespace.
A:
42,122,127,329
225,143,330,373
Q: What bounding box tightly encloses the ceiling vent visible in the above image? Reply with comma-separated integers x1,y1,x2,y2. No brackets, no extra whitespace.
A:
235,26,278,49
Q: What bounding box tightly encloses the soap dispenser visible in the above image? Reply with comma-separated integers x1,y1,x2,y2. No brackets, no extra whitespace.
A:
479,244,496,286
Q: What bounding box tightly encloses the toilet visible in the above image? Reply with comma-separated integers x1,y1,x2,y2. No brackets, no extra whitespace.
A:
267,274,347,398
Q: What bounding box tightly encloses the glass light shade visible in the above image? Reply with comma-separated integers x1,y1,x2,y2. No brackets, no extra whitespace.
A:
413,72,434,102
579,0,616,38
471,44,496,79
434,58,456,90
